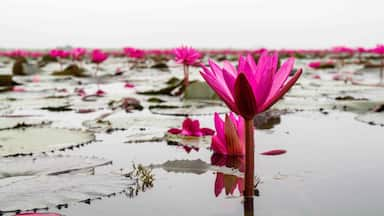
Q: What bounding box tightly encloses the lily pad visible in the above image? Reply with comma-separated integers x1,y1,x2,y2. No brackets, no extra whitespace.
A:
0,174,132,213
0,155,112,178
149,101,228,116
0,127,95,156
164,133,212,149
5,98,70,110
183,81,219,100
355,112,384,126
83,111,180,143
0,117,51,130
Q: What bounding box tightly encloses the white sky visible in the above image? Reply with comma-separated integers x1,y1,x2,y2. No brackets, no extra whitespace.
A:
0,0,383,49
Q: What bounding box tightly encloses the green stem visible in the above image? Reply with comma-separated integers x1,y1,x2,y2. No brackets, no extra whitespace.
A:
183,64,189,89
380,57,383,84
95,64,100,90
244,119,255,198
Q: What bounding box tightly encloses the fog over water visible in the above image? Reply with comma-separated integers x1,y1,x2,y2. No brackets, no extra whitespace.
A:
0,0,383,49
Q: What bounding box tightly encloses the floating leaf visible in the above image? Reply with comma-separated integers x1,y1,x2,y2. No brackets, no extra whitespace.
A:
355,112,384,126
0,127,95,156
0,117,51,130
0,174,132,213
0,155,112,178
16,212,61,216
149,101,228,116
16,213,61,216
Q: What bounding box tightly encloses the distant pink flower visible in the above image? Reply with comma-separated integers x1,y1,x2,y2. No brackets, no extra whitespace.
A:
124,82,135,88
49,49,70,59
372,44,384,55
71,48,87,61
95,89,106,97
356,47,367,53
32,75,40,83
331,46,354,54
200,52,302,119
12,86,26,92
308,60,335,69
332,74,343,81
173,46,201,66
311,74,321,79
9,49,28,58
168,118,214,137
91,49,108,94
91,49,108,64
74,88,86,97
211,112,245,156
308,61,322,69
123,47,146,59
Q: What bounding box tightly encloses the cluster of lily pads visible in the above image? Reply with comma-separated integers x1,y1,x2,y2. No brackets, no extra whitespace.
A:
0,44,383,215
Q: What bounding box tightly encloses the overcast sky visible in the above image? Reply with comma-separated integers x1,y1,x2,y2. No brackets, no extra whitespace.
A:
0,0,383,49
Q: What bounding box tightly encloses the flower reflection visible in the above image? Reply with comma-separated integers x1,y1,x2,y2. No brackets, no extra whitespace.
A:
211,154,245,197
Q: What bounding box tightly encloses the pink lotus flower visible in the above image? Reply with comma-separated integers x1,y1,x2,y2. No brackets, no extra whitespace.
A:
8,49,28,58
168,118,215,137
200,52,302,120
173,46,202,90
173,46,201,66
331,46,354,54
371,44,384,54
91,49,108,94
49,49,69,59
123,47,146,59
201,51,302,197
211,112,245,156
91,49,108,64
71,47,87,61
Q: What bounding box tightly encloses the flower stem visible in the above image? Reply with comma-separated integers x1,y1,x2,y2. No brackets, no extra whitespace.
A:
59,58,63,71
380,57,383,84
243,197,254,216
244,119,254,198
95,63,100,90
183,64,189,89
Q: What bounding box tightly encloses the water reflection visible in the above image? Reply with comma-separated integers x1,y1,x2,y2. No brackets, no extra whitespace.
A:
211,154,245,197
211,154,255,216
